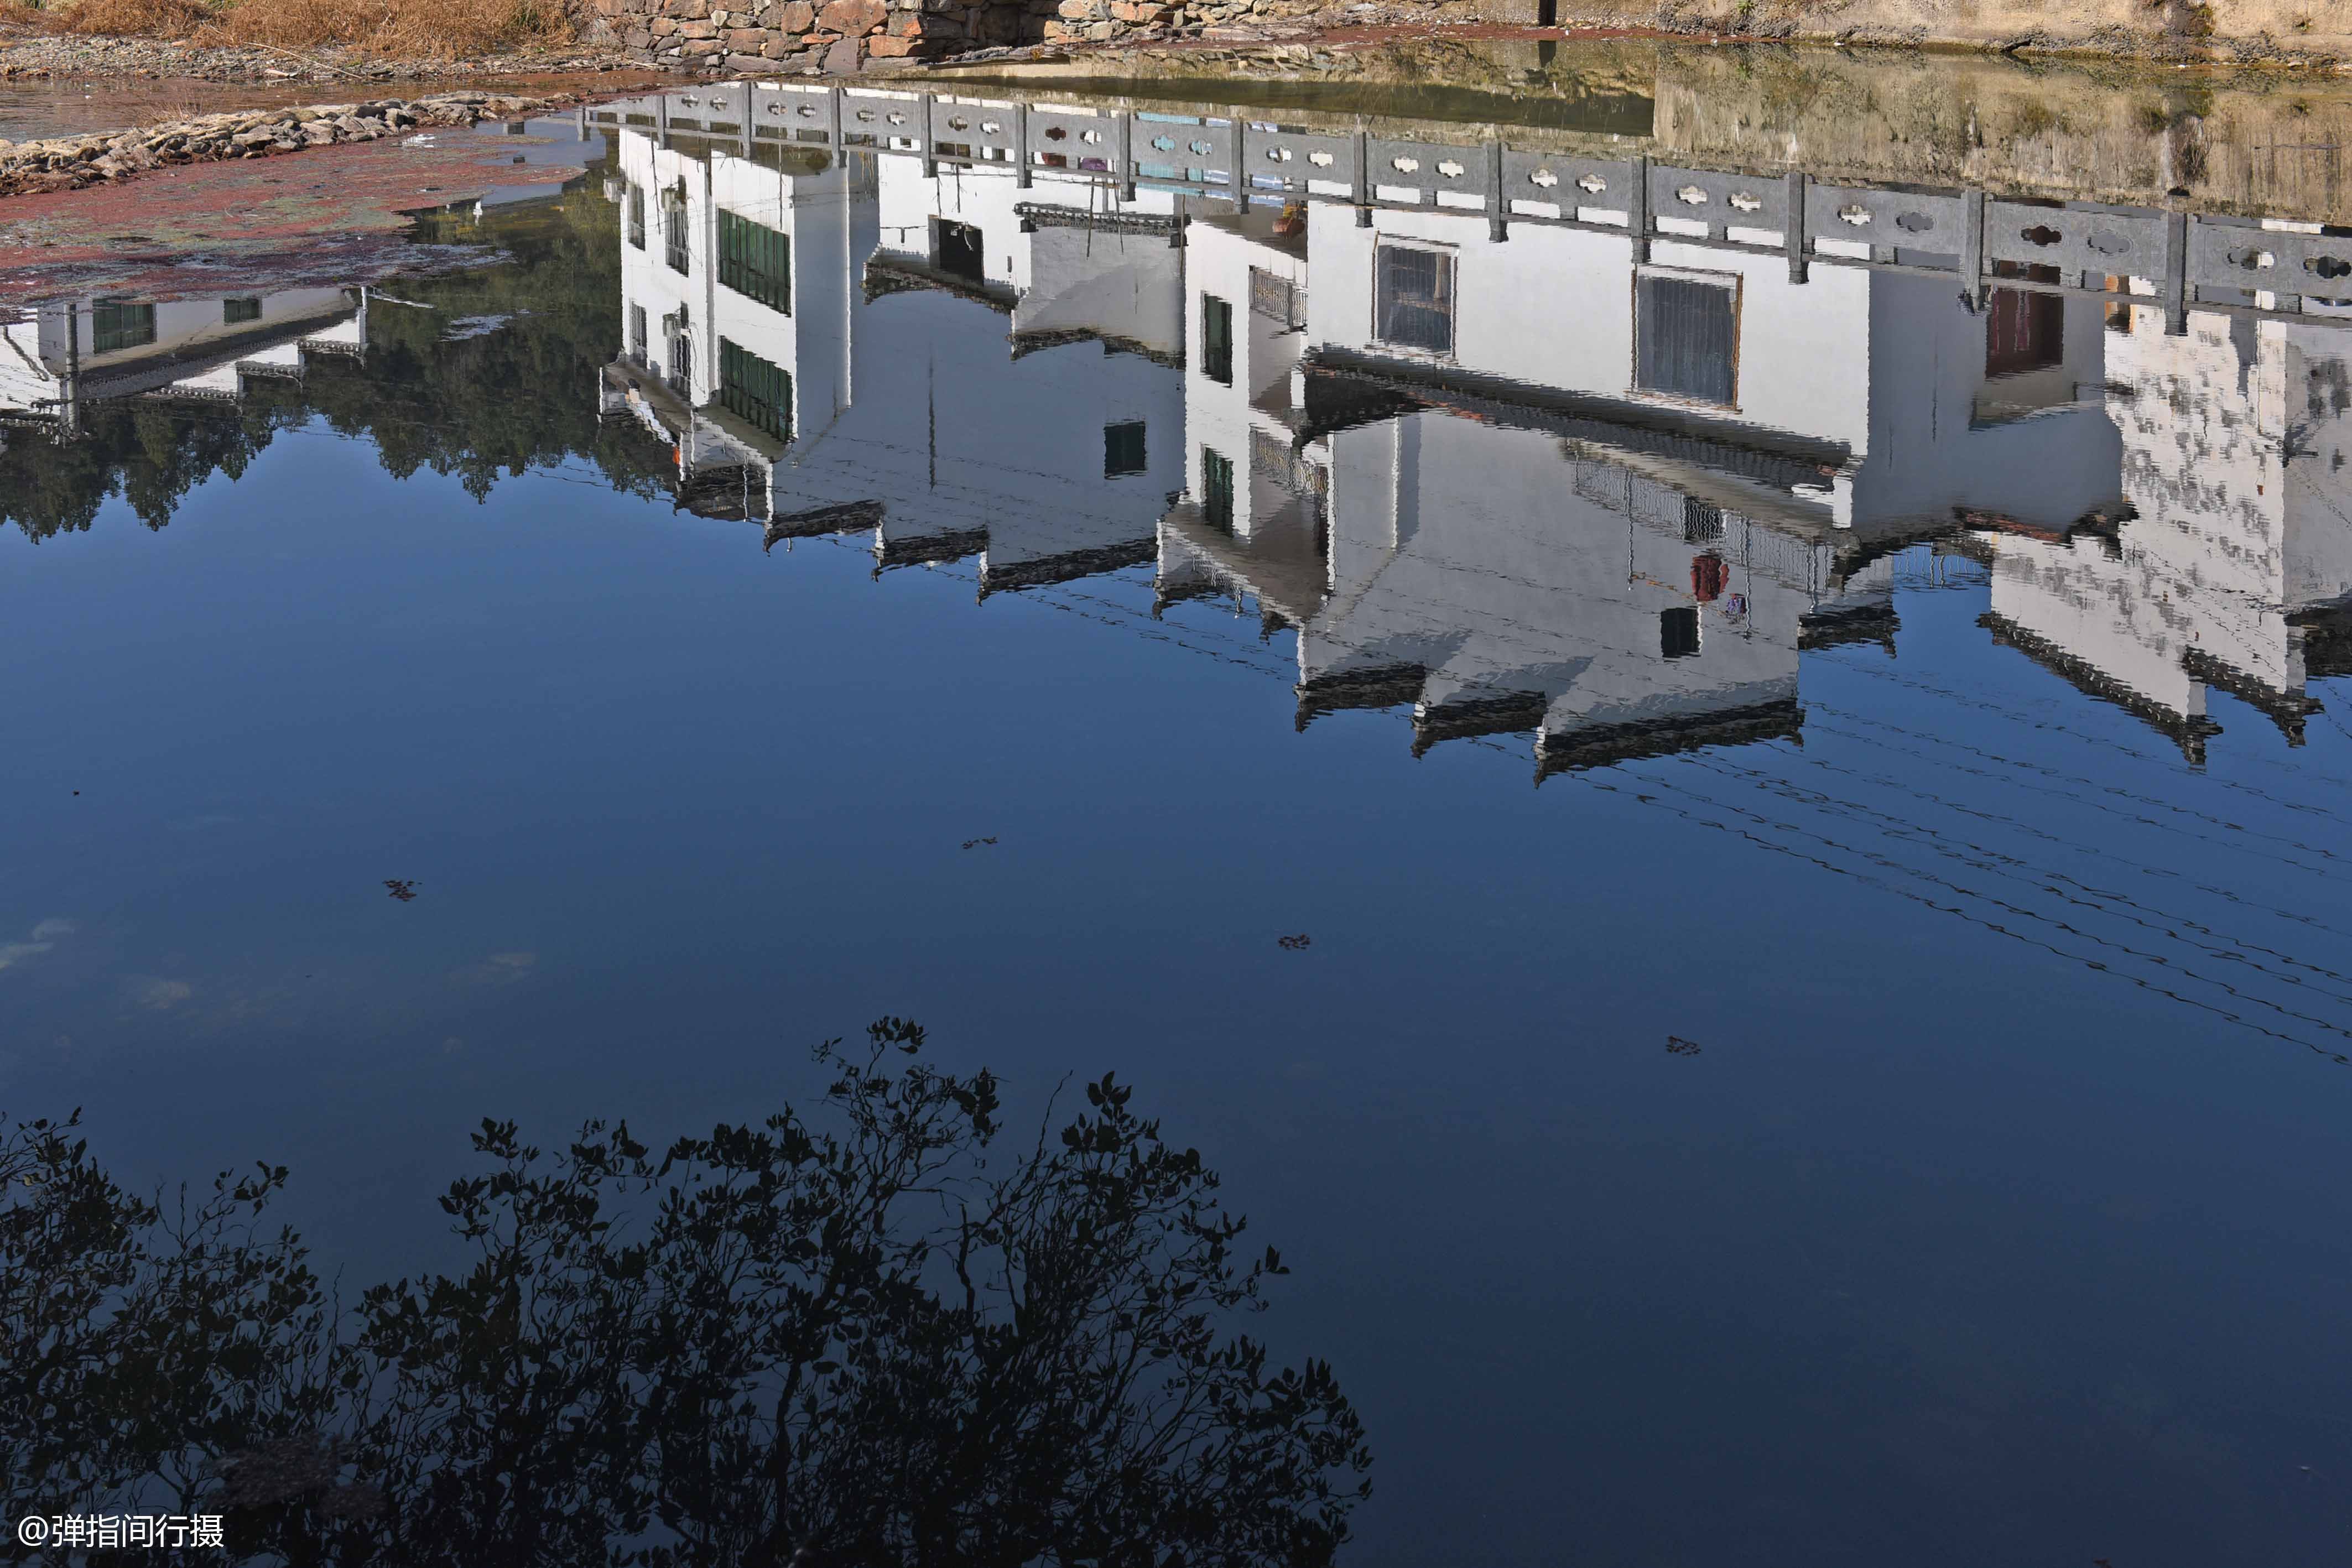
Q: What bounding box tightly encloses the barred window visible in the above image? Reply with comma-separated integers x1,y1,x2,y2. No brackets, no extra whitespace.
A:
720,337,793,443
1633,269,1737,406
222,298,262,325
626,183,646,249
1682,496,1724,544
719,210,790,314
1374,244,1453,356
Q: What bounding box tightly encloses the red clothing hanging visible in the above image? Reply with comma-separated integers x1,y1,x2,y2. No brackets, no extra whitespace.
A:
1691,553,1729,603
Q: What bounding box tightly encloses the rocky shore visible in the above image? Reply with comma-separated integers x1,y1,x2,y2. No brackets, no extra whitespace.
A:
0,25,643,86
0,90,574,197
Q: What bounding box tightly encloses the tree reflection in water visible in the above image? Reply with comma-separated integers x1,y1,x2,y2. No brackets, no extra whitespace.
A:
3,1021,1371,1565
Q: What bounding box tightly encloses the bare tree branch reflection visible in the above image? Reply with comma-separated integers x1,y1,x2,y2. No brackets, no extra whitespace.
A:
3,1022,1370,1566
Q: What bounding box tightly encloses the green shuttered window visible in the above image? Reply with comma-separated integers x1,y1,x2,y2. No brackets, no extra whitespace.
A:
720,338,793,443
663,190,690,275
1201,447,1234,532
718,210,790,315
1200,294,1234,386
91,301,157,355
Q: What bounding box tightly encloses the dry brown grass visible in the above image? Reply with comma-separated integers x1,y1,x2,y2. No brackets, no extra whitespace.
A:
12,0,580,55
86,0,216,32
195,0,346,45
200,0,579,55
6,0,215,33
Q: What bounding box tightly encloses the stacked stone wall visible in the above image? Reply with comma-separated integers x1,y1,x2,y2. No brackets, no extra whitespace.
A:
592,0,1028,74
1037,1,1182,46
591,0,1338,72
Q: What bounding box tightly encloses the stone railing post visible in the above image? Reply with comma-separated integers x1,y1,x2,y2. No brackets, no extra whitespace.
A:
1486,139,1507,243
1629,152,1650,265
1961,188,1986,308
1784,170,1807,283
1352,123,1370,228
2164,211,2189,335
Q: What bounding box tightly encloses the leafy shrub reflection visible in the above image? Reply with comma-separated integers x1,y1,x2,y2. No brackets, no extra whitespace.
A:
2,1021,1371,1565
1,154,673,544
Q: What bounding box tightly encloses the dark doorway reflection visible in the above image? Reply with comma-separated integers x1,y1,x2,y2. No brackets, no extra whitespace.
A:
934,218,987,284
1985,261,2067,378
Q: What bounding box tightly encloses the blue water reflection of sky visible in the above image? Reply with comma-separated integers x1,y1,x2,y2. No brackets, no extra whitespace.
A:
5,416,2350,1564
11,100,2352,1555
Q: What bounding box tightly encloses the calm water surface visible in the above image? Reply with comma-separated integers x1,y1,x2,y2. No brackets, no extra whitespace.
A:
6,58,2352,1565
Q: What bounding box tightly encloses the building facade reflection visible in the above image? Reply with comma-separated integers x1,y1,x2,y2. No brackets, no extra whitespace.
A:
15,94,2343,779
1,288,366,438
604,135,1184,590
599,106,2352,775
1164,196,2125,774
1970,308,2352,757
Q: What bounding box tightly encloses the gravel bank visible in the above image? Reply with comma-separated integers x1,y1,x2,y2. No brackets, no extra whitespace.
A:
0,25,649,86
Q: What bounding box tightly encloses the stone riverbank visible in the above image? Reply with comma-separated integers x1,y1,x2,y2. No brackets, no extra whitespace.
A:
0,91,571,197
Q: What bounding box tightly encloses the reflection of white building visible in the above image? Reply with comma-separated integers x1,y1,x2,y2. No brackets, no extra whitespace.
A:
607,132,839,512
602,113,2352,771
1159,199,2116,772
1,288,364,436
606,131,1185,589
1976,307,2352,755
1289,202,2121,541
874,154,1184,356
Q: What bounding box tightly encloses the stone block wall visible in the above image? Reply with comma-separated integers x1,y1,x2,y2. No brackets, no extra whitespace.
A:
591,0,1342,72
1037,0,1179,46
592,0,1052,74
1037,0,1507,50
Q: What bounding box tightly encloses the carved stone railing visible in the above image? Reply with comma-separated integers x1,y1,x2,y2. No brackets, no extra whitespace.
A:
588,85,2352,333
